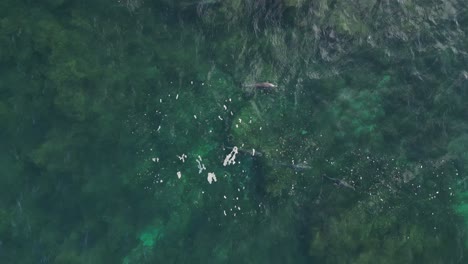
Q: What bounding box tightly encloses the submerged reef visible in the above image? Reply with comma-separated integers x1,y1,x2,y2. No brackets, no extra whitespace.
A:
1,0,468,263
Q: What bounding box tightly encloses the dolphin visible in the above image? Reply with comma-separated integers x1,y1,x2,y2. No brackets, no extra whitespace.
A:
243,82,278,91
323,175,355,191
253,82,277,89
277,161,312,171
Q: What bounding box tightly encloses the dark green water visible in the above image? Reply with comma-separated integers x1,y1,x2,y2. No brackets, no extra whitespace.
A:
1,0,468,263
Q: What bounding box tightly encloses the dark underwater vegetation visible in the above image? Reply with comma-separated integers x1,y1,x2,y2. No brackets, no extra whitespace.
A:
1,0,468,263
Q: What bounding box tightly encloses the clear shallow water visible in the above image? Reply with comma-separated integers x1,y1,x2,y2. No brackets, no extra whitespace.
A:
1,0,468,263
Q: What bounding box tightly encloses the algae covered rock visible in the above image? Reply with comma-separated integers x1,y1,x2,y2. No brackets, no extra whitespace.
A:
229,94,322,197
309,196,462,263
123,224,164,264
330,87,385,148
448,134,468,169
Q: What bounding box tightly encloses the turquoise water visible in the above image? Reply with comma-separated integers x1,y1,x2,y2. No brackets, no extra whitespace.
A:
1,0,468,263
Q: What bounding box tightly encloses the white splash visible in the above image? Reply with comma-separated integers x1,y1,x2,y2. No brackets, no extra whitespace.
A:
223,146,238,166
196,156,206,174
177,154,188,162
207,172,217,184
177,171,182,179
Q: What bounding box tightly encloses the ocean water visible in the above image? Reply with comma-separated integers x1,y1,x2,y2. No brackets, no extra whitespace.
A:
1,0,468,263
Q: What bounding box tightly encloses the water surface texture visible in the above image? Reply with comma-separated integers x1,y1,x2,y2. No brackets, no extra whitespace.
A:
1,0,468,263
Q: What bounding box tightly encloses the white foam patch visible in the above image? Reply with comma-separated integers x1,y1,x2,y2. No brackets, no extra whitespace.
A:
223,146,238,166
196,156,206,174
177,154,187,162
207,172,217,184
